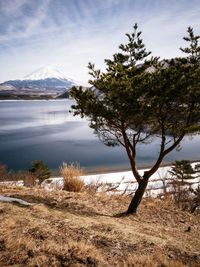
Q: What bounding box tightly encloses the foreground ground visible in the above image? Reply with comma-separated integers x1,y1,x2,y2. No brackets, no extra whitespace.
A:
0,186,200,266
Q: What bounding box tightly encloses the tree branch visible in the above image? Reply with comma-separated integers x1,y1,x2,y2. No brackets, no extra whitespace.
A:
121,126,141,183
146,119,166,179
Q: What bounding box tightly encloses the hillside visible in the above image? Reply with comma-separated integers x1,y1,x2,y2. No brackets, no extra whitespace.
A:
0,186,200,266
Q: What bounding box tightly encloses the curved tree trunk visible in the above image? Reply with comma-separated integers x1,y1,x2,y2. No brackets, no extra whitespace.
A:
123,128,185,215
126,179,148,214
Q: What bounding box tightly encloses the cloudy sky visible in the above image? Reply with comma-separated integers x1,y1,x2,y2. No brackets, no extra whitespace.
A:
0,0,199,83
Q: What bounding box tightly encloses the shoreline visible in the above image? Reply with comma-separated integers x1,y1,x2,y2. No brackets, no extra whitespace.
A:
83,159,200,175
0,99,68,102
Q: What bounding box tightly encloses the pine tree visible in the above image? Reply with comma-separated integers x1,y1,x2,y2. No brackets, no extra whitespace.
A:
70,25,200,214
29,160,51,184
169,160,194,183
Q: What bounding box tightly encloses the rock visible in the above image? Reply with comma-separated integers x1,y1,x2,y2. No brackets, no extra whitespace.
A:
185,226,191,232
0,195,33,206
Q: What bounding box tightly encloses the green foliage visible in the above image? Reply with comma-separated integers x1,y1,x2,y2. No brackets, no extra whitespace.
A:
169,160,194,183
71,24,157,147
71,25,200,149
180,26,200,63
29,160,51,184
70,24,200,213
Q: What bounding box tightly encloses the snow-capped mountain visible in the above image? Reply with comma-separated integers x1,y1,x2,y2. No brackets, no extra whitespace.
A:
23,66,74,82
0,67,78,91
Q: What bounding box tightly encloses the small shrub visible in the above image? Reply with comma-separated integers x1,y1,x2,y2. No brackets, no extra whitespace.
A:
15,171,36,187
0,164,35,186
190,185,200,213
169,160,200,213
0,163,15,181
29,160,51,184
170,180,200,213
85,177,106,195
169,160,194,183
60,163,84,192
170,179,191,209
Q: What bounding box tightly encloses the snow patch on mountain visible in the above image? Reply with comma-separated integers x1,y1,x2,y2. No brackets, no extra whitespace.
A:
0,66,82,93
23,66,74,82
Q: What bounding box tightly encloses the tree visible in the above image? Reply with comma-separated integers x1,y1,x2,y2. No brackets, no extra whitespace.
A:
70,24,200,214
29,160,51,184
168,160,200,212
169,160,194,183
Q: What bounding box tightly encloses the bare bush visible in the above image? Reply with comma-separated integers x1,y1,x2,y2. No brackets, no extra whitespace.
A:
60,163,84,192
0,163,12,181
0,163,38,187
171,180,191,210
15,171,37,187
170,180,200,213
85,177,104,194
85,176,130,195
190,185,200,213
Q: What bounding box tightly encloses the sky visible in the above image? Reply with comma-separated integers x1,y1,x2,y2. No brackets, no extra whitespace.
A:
0,0,200,84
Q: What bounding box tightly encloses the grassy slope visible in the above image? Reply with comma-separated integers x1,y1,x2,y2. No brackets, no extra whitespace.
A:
0,186,200,266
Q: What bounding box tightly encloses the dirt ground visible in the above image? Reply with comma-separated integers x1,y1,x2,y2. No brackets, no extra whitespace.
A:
0,186,200,266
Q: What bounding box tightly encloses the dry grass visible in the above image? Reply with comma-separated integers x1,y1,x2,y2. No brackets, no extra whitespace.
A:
17,171,37,187
124,253,188,267
0,219,104,266
60,162,84,192
0,186,200,266
0,163,37,186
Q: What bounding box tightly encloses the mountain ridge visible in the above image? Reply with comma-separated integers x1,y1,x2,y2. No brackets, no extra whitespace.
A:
0,66,79,92
0,66,80,99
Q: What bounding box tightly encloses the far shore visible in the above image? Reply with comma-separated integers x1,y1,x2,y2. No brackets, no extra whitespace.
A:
82,159,200,175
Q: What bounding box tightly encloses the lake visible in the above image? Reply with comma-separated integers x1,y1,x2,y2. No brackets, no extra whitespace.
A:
0,100,199,173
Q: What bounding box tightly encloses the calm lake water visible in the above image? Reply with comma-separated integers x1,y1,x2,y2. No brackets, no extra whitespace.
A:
0,100,199,173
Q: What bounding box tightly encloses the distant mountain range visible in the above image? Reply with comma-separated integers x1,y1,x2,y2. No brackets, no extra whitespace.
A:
0,67,80,100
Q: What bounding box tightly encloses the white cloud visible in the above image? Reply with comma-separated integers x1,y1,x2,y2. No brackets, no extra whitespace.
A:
0,0,199,83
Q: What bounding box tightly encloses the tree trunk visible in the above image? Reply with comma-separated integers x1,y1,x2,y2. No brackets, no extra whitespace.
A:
126,179,148,214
